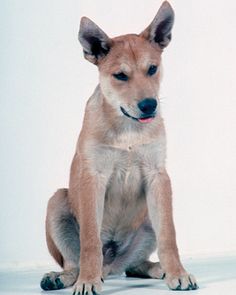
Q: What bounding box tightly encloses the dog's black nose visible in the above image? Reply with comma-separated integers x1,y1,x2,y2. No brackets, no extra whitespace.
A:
138,98,157,114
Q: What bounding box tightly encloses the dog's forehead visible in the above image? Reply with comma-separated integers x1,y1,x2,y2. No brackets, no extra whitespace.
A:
100,34,161,71
117,35,159,61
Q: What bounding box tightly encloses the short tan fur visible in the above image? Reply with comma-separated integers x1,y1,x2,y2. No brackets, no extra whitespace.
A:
40,2,198,294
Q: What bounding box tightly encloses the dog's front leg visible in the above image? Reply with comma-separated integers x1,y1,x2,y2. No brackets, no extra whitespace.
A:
146,168,198,291
71,167,107,295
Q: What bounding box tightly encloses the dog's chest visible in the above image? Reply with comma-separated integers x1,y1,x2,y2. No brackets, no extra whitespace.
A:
108,147,143,196
90,134,165,239
92,139,146,197
101,147,146,239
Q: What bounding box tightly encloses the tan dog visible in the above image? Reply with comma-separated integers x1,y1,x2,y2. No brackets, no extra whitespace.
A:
40,1,198,294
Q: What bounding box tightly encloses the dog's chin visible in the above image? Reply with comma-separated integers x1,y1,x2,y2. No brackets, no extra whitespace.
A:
120,106,156,124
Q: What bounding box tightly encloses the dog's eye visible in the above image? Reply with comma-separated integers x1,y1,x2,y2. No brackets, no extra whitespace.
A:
147,65,158,76
113,72,129,81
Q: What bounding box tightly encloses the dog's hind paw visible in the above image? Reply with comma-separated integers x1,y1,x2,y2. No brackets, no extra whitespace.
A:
40,272,64,290
40,269,78,290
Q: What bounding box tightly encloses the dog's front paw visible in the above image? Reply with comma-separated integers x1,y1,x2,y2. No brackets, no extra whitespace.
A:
73,277,102,295
165,273,198,291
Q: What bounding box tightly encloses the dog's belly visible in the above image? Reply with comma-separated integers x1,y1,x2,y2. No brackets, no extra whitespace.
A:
101,153,148,244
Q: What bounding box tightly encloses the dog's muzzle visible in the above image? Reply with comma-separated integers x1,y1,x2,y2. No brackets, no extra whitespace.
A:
121,98,157,123
120,107,156,123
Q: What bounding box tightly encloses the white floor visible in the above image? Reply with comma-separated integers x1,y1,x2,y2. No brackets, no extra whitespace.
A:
1,256,236,295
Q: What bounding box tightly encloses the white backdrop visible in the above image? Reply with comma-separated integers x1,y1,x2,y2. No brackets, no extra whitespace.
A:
1,0,236,266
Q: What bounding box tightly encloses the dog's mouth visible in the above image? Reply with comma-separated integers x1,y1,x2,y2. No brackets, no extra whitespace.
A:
120,107,156,123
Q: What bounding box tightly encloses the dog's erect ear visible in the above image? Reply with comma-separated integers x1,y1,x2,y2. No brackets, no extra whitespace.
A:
78,17,112,64
140,1,174,49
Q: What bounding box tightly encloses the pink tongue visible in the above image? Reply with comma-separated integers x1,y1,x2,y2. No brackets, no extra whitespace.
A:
138,117,154,123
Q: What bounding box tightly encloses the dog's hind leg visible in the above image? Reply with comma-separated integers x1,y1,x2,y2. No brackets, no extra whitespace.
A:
126,261,165,279
40,188,80,290
106,219,161,278
122,222,164,279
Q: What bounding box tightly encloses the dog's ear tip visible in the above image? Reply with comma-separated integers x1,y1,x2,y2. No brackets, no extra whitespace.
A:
80,16,93,27
160,1,175,17
80,16,87,21
162,1,173,9
162,1,171,7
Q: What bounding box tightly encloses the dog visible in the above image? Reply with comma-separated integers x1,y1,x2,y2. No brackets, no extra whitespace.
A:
40,1,198,294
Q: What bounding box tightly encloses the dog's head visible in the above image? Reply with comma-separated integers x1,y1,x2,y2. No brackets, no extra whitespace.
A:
78,1,174,124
